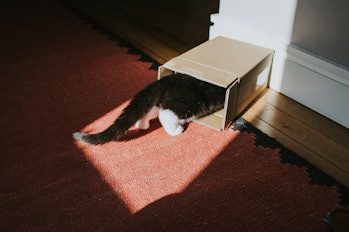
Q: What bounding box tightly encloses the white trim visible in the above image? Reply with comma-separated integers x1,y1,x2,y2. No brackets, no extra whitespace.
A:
287,46,349,87
210,13,349,128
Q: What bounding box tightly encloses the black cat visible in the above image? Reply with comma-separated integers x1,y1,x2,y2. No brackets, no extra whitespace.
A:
73,73,225,145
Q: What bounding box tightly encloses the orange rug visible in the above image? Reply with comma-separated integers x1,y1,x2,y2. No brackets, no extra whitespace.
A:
1,1,347,231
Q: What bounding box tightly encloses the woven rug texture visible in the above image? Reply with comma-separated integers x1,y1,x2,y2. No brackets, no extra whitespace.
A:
1,1,347,231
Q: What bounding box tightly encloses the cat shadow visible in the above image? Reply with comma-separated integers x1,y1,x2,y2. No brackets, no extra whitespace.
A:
118,119,163,142
118,119,190,142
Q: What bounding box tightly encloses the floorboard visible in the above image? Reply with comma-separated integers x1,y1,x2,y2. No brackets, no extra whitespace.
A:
242,90,349,186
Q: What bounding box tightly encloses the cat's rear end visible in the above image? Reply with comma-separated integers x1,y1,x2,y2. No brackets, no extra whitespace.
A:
73,73,225,145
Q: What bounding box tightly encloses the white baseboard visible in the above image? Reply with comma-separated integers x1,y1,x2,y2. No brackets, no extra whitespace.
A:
210,14,349,128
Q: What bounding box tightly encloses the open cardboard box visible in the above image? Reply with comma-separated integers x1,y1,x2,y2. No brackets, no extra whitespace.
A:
158,36,274,130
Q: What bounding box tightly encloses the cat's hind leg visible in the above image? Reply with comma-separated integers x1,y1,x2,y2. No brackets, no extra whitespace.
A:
135,106,159,130
158,109,184,136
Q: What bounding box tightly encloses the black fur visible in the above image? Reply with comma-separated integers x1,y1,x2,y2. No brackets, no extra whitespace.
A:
73,73,226,145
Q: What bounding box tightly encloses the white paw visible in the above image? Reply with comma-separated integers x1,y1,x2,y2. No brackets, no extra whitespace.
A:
135,120,150,130
135,106,159,130
167,124,184,136
158,109,184,136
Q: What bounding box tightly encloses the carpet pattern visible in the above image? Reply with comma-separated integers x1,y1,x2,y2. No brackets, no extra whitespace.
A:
1,1,348,231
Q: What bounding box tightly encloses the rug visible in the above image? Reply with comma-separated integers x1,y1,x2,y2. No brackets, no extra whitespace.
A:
1,1,348,231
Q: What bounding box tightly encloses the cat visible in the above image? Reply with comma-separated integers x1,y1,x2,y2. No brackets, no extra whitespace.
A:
73,73,226,145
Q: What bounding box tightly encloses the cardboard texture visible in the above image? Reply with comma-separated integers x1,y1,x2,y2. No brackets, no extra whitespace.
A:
158,36,274,130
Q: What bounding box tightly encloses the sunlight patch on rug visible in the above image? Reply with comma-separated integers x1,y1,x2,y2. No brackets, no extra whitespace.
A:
75,101,240,213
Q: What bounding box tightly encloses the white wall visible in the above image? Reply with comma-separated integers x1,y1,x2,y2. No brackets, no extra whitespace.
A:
210,0,349,128
292,0,349,68
219,0,297,44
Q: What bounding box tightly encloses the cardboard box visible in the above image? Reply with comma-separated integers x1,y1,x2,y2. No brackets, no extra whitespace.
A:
158,36,274,130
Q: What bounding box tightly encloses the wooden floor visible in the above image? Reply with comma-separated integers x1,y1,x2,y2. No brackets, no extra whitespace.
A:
64,0,349,187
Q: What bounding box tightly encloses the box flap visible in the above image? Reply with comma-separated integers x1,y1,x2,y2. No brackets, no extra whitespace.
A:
162,36,273,87
162,57,239,87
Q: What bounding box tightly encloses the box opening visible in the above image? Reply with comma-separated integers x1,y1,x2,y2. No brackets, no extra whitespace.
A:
158,36,274,130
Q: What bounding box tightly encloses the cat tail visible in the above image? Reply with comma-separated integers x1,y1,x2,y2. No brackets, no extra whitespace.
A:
73,81,161,145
